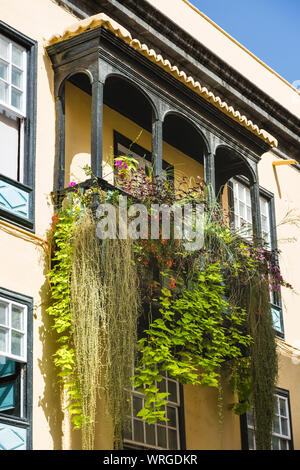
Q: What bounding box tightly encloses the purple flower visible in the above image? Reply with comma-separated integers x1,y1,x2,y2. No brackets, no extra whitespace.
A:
115,160,123,167
68,181,77,187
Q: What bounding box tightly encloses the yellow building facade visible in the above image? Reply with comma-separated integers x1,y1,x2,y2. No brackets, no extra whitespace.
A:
0,0,300,450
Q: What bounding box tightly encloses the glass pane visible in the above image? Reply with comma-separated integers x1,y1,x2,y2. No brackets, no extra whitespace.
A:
12,306,23,331
247,410,254,428
0,37,9,60
0,327,8,353
239,202,245,218
246,189,251,205
157,425,166,448
12,46,23,68
238,184,244,200
168,428,178,450
272,436,280,450
145,423,155,446
133,419,144,443
0,80,9,103
158,378,166,394
248,429,255,450
0,382,15,411
280,439,288,450
11,331,23,357
133,396,143,417
281,418,288,437
0,301,8,326
0,60,8,81
123,419,132,440
167,406,177,428
273,415,280,434
12,67,23,89
279,398,287,417
11,88,22,109
0,357,15,377
271,308,282,332
247,206,252,223
167,380,178,403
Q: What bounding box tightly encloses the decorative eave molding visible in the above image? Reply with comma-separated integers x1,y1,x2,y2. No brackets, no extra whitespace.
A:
46,13,278,149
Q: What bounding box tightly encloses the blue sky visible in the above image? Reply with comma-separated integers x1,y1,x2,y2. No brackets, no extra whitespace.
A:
189,0,300,87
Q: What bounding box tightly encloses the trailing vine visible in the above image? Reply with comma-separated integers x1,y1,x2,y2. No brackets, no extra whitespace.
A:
133,264,253,423
70,210,104,449
46,204,83,430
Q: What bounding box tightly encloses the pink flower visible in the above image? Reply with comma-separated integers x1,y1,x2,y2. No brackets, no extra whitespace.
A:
68,181,77,187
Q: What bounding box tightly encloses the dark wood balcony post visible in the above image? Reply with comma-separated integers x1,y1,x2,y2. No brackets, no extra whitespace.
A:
204,151,216,193
55,81,66,192
250,180,262,242
152,114,163,177
91,78,104,179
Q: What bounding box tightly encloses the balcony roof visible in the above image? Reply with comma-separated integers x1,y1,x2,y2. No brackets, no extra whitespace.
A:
46,13,278,149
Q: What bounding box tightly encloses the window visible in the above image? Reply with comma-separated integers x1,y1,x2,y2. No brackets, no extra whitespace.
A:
0,34,26,183
232,179,253,239
0,21,36,230
230,178,284,336
0,288,32,450
0,297,27,362
245,390,293,450
231,179,271,248
124,371,183,450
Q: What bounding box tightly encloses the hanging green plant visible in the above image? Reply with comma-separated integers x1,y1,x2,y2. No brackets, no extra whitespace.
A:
134,263,253,423
46,203,84,430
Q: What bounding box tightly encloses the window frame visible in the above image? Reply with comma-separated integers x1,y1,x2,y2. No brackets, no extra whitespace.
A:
123,373,186,451
240,388,294,450
0,287,33,450
0,21,37,231
0,33,27,117
0,295,27,362
228,176,285,339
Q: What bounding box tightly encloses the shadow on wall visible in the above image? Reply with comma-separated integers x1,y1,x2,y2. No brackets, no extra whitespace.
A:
37,243,64,449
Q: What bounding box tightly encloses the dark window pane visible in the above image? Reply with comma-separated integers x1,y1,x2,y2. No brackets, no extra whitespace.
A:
145,423,155,446
281,418,288,436
158,379,166,394
167,406,177,428
280,439,288,450
248,429,255,450
272,436,280,450
167,380,178,403
157,426,166,448
279,398,287,417
273,415,280,434
123,419,132,440
133,420,144,443
168,428,178,450
133,396,143,417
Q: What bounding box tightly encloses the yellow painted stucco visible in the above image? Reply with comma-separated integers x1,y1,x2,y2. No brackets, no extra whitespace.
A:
0,0,299,451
